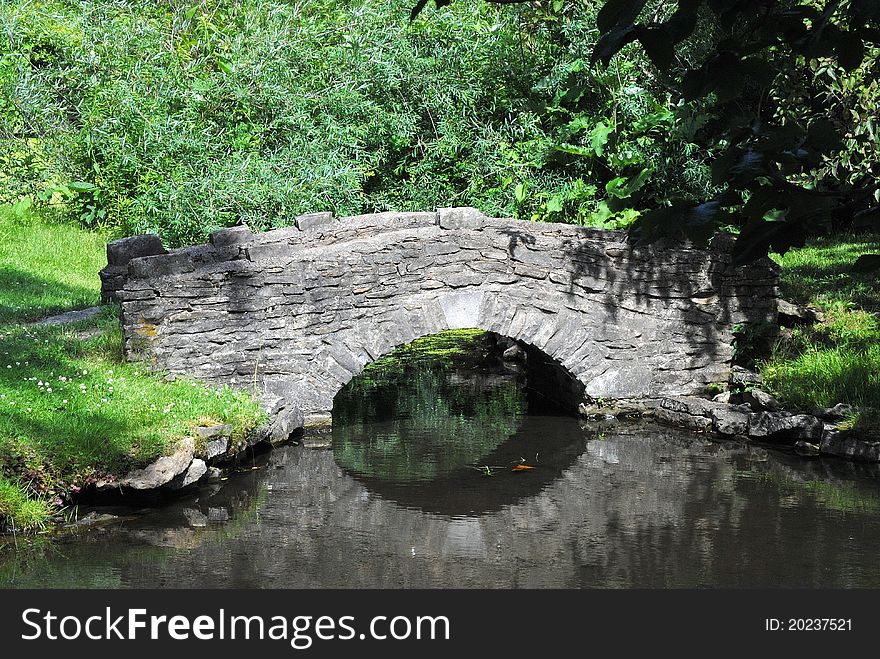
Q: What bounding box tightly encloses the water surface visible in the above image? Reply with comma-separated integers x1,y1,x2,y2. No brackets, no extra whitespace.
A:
3,332,880,588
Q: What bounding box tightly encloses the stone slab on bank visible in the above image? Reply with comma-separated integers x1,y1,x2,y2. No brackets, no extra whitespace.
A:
648,395,878,462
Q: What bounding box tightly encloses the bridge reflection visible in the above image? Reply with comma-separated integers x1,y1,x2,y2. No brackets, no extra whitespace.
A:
334,415,589,516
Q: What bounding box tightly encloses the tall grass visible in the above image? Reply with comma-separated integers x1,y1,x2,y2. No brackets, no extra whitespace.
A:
0,476,52,532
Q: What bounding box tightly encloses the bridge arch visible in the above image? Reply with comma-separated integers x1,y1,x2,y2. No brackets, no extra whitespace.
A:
279,291,591,424
101,207,779,429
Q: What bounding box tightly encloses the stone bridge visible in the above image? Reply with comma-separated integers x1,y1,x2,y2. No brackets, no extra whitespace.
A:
100,208,779,427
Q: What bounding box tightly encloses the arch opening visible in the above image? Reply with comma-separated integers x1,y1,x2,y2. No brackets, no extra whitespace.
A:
328,329,588,514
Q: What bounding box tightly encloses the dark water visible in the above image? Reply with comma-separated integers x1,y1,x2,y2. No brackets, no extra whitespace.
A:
3,333,880,588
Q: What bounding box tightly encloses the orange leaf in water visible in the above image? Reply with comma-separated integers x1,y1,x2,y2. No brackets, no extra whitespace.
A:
511,464,535,472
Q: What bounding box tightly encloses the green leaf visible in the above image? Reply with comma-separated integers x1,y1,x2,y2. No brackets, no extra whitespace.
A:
605,177,628,198
627,167,652,193
514,182,527,204
590,200,615,224
12,196,32,217
546,195,564,213
762,208,788,222
556,143,597,158
605,167,652,199
633,106,674,132
216,56,233,74
590,122,613,157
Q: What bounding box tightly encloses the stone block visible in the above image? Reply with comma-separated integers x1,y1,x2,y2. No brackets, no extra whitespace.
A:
437,207,487,230
171,458,207,489
206,438,229,460
120,437,195,490
710,406,749,436
129,252,194,279
747,412,822,442
656,407,713,432
210,225,253,248
107,234,166,266
586,365,652,399
295,212,334,231
820,430,880,462
811,403,854,421
743,388,781,412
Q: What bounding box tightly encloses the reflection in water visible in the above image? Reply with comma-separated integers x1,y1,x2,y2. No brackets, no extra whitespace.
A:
4,425,880,588
3,331,880,588
339,415,587,516
331,335,585,515
332,368,525,484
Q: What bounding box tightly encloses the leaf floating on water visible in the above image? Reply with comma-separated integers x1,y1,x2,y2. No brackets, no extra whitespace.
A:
511,464,536,472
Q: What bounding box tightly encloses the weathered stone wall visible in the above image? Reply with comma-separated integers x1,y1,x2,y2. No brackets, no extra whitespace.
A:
102,207,779,425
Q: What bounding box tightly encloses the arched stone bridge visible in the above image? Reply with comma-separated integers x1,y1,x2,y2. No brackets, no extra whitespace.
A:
101,208,779,427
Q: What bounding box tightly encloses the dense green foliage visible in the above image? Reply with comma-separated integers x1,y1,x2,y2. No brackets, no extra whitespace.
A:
4,1,878,255
582,0,880,261
422,0,880,261
0,206,264,532
1,0,714,245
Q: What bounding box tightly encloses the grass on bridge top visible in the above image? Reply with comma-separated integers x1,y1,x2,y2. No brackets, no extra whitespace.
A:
0,206,264,533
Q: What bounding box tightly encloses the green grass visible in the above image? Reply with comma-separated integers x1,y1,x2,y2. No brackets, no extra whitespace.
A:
0,475,52,533
0,206,265,533
770,233,880,313
0,312,264,478
763,233,880,433
0,205,108,322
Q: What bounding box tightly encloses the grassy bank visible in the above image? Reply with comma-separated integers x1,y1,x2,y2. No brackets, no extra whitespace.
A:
763,233,880,434
0,203,107,323
0,206,264,533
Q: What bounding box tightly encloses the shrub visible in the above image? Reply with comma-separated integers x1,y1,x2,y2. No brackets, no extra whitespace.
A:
0,0,712,245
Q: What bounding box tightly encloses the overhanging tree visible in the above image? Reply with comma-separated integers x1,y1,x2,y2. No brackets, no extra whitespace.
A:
413,0,880,263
